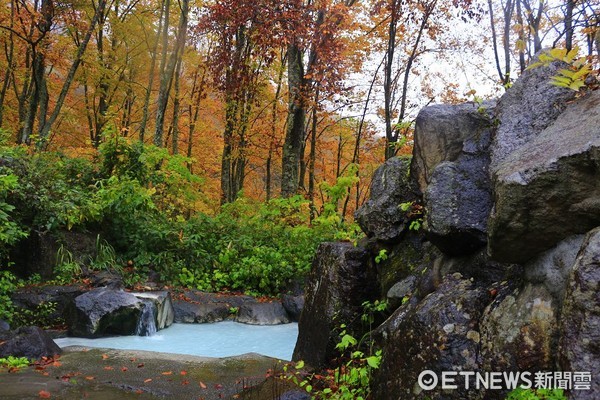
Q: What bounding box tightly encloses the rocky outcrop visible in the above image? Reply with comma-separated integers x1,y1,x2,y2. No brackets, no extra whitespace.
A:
173,301,230,323
292,242,378,368
489,90,600,263
11,284,88,323
65,288,143,337
373,274,490,400
355,157,417,242
559,227,600,398
236,302,290,325
480,283,557,373
490,59,576,171
0,326,61,359
292,57,599,400
411,102,495,193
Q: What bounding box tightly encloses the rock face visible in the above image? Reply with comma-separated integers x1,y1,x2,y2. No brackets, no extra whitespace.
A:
66,288,143,337
373,274,490,400
411,102,494,193
490,58,576,171
480,283,557,373
236,302,290,325
0,326,61,359
559,227,600,398
489,90,600,263
292,242,378,368
355,157,417,242
281,294,304,322
11,284,88,323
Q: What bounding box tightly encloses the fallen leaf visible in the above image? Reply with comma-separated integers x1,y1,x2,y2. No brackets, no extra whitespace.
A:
121,367,128,372
144,378,153,383
103,366,114,371
85,376,95,380
182,380,190,385
137,363,145,368
180,370,187,375
215,384,223,389
135,389,143,394
102,354,109,360
38,390,51,398
161,371,172,375
199,381,207,389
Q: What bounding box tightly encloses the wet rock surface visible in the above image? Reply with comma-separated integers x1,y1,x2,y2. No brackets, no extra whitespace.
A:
65,288,143,337
293,242,377,368
354,156,418,242
0,326,61,359
235,302,290,325
0,347,277,400
559,227,600,399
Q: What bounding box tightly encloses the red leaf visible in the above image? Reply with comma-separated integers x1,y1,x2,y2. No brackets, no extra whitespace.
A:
180,370,187,375
121,367,128,372
38,390,51,398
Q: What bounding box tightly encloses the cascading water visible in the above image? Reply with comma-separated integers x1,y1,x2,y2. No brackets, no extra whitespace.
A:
135,300,157,336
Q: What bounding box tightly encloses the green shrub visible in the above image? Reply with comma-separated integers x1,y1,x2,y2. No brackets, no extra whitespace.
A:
0,270,17,323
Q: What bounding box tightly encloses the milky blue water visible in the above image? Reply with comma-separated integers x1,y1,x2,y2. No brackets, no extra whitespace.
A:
54,322,298,360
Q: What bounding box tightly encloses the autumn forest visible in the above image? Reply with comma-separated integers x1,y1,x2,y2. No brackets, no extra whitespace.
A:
0,0,595,214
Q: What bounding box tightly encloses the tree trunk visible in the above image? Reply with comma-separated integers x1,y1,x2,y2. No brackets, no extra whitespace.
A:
171,55,183,154
154,0,188,148
281,43,305,197
37,0,107,149
565,0,575,51
308,91,318,221
139,0,166,142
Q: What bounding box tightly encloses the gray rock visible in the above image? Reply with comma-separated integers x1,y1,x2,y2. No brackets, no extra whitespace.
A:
235,302,290,325
65,288,143,337
425,155,492,255
0,326,61,359
524,235,584,303
0,319,9,332
354,156,418,242
386,275,417,309
281,294,304,322
488,90,600,263
131,291,174,330
293,242,378,368
173,301,230,323
559,227,600,398
11,284,88,323
411,101,495,194
480,283,557,373
490,56,576,171
372,274,490,399
279,390,311,400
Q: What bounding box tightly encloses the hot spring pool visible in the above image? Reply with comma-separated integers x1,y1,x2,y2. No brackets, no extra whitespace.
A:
54,322,298,360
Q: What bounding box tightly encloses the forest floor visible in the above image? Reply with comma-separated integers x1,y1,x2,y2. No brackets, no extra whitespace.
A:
0,347,278,399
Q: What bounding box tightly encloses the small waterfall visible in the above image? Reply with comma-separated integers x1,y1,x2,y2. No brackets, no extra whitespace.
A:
135,300,157,336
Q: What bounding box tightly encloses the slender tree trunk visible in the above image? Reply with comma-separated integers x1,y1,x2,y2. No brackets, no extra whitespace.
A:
565,0,575,51
171,55,183,154
0,0,15,128
154,0,188,147
516,0,526,72
37,0,107,149
281,43,305,197
308,91,318,221
139,0,166,142
383,1,398,160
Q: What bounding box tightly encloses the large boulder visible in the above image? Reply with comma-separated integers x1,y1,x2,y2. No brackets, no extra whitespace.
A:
173,301,230,323
0,326,61,359
411,102,495,256
11,284,88,323
559,227,600,398
480,283,558,374
292,242,378,368
354,157,418,242
281,294,304,322
490,58,577,171
488,90,600,263
411,102,495,194
235,302,290,325
65,288,143,337
372,274,490,400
